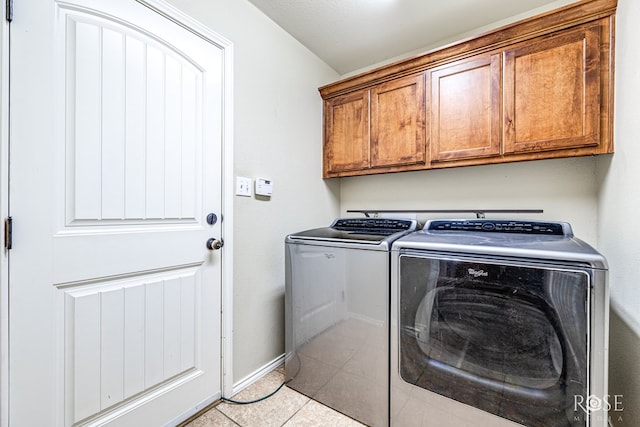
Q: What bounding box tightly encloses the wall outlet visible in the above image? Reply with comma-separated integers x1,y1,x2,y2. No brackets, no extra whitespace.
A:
235,176,252,197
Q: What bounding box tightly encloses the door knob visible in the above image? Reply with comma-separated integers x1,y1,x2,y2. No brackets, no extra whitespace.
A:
206,238,224,250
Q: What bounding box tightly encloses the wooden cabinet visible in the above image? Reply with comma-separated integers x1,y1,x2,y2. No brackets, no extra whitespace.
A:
323,73,425,177
323,90,370,174
430,53,501,162
319,0,616,178
503,23,602,154
370,74,426,168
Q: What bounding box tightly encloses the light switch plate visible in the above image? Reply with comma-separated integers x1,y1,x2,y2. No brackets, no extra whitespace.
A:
235,176,252,197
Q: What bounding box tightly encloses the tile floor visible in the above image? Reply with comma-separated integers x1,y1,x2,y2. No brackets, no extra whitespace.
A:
182,365,366,427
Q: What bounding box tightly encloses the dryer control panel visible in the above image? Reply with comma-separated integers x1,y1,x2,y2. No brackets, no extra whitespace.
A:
427,220,567,235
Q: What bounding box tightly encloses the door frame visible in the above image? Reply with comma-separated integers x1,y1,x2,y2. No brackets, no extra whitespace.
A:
0,1,235,424
1,2,9,426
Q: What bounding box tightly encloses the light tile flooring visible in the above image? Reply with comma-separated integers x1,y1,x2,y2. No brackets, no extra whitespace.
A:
182,365,366,427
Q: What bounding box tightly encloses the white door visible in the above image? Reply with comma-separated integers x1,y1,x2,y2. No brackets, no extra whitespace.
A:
9,0,226,425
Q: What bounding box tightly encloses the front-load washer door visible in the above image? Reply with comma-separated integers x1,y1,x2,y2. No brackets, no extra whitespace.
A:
396,253,590,427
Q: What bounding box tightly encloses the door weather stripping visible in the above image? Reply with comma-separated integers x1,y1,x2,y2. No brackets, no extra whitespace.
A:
5,0,12,22
4,217,12,250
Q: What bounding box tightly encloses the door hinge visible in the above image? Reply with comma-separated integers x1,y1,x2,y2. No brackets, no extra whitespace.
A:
4,217,12,250
5,0,12,22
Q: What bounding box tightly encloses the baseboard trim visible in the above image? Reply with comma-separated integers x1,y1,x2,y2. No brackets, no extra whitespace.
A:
229,354,285,397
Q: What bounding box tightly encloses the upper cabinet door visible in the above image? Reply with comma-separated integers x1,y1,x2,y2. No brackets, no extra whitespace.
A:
324,90,370,174
370,74,426,168
430,54,501,162
503,23,601,154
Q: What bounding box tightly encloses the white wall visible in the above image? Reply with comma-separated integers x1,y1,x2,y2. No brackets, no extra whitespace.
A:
597,0,640,341
597,0,640,424
165,0,340,384
341,157,599,244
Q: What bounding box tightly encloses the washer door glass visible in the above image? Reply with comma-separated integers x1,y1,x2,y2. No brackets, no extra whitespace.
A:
398,254,590,427
414,283,563,388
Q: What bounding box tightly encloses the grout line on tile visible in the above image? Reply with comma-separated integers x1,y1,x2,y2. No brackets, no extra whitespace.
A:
215,408,242,426
280,399,312,427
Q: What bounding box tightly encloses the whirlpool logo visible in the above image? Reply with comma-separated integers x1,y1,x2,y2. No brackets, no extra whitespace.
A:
467,268,489,278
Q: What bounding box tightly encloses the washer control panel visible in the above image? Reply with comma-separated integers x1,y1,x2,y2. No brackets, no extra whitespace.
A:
427,220,566,235
332,218,416,232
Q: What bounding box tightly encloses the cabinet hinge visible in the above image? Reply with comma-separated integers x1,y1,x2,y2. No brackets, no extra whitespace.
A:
5,0,12,22
4,216,12,250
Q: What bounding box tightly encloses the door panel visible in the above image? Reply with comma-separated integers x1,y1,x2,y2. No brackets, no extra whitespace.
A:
10,0,224,425
64,267,200,423
66,11,203,225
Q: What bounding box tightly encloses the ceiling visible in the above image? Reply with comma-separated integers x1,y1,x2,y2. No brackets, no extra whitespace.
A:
247,0,578,75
